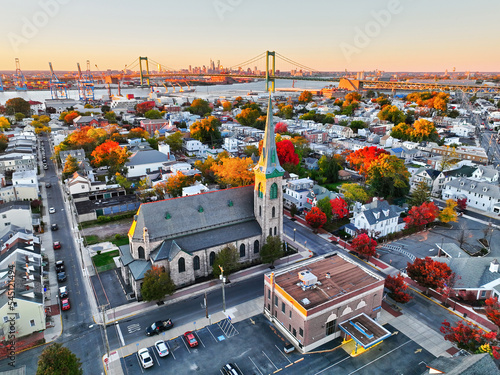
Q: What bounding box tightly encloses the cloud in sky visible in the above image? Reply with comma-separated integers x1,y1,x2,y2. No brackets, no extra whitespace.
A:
1,0,499,72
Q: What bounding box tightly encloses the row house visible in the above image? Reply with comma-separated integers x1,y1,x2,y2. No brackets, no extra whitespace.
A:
0,154,36,174
442,178,500,213
431,146,488,164
410,168,446,196
326,124,354,138
283,178,315,212
140,119,168,135
304,130,328,144
73,116,108,129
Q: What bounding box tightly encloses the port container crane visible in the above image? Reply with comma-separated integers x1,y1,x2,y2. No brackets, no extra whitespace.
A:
48,62,68,99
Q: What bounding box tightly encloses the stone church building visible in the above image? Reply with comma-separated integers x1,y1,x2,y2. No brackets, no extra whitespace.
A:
120,96,285,299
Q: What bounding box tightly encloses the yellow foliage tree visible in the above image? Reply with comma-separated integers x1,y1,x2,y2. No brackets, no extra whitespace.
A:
439,199,458,223
0,117,11,130
211,157,255,187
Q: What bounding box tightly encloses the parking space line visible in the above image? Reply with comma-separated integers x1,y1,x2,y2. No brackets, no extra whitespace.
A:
151,349,161,367
314,355,350,375
274,344,292,364
195,331,205,348
248,357,264,375
182,336,191,353
206,326,219,343
135,353,145,374
262,350,278,370
166,341,176,360
346,340,412,375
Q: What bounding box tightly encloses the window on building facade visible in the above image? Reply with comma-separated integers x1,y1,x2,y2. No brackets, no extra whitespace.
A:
240,244,246,258
299,328,303,337
193,256,200,270
293,328,297,337
269,228,272,237
326,320,336,335
178,257,185,273
272,206,275,218
274,227,277,236
138,246,145,259
258,183,263,198
274,296,278,307
254,240,260,254
209,252,215,266
268,289,270,299
282,302,285,313
270,183,278,199
30,319,35,327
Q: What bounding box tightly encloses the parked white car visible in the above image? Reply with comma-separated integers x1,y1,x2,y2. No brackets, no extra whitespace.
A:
138,348,153,368
154,340,169,357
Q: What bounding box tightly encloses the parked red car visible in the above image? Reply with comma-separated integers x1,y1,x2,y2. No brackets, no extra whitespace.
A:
61,298,70,311
184,331,198,348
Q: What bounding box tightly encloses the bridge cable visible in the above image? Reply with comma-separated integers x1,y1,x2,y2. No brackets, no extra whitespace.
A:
228,52,266,70
275,53,318,72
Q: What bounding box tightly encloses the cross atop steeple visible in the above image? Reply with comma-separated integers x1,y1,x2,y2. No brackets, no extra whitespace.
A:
255,94,284,179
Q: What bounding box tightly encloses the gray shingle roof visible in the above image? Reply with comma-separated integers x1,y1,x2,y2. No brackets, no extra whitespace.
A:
151,220,262,261
360,199,403,225
421,353,500,375
126,150,170,167
445,178,500,198
131,185,255,241
128,259,151,280
436,257,500,288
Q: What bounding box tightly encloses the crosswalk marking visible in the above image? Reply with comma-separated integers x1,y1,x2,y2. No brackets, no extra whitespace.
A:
127,323,141,334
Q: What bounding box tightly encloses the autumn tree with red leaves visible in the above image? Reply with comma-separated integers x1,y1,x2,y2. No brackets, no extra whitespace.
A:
440,320,499,357
351,233,377,260
406,257,452,294
305,207,327,230
275,122,288,134
90,140,130,175
486,297,500,330
385,274,412,304
404,201,439,229
136,101,156,114
276,139,300,172
457,198,467,212
64,111,79,124
330,197,349,220
346,146,389,176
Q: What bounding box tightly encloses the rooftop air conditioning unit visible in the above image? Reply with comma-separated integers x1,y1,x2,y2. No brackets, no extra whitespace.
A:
298,270,318,287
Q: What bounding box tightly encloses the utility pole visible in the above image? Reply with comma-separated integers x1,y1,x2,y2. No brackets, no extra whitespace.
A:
101,305,110,358
219,265,226,313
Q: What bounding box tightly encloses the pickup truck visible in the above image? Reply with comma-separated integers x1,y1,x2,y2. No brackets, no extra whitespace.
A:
145,319,173,336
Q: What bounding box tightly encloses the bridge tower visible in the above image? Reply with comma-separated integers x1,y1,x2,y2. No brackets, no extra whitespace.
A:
139,57,150,86
265,51,275,93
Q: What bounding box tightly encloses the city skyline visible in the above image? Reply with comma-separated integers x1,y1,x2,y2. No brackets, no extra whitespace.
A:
1,0,499,73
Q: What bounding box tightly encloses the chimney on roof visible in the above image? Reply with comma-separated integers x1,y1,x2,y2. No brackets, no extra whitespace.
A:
490,259,499,273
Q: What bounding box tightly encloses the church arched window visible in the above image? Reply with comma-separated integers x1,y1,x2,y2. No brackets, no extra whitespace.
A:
269,228,272,237
258,183,263,198
178,257,185,273
138,246,145,259
209,252,215,267
272,206,275,218
240,244,246,258
274,226,277,235
254,240,260,253
193,256,200,271
270,183,278,200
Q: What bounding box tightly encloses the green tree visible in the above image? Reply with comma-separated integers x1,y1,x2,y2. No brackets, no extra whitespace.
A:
141,265,176,302
290,203,298,219
318,155,341,183
190,116,222,145
316,196,333,223
341,183,369,206
260,236,284,267
115,173,133,190
188,99,212,117
212,245,239,281
377,105,406,124
298,90,313,103
408,181,431,207
349,120,367,133
144,109,163,119
243,145,259,157
165,131,184,152
104,111,117,123
0,134,8,153
15,112,25,121
62,155,79,179
6,97,30,116
36,343,83,375
236,108,260,127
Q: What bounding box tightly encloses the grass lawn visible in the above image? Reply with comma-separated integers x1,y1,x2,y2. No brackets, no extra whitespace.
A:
84,235,129,247
111,236,129,247
92,250,120,268
320,182,344,192
84,235,100,245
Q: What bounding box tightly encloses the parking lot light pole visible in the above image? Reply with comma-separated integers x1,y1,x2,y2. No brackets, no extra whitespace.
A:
219,266,226,313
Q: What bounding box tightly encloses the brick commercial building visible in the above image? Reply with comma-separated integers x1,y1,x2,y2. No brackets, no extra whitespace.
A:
264,253,388,353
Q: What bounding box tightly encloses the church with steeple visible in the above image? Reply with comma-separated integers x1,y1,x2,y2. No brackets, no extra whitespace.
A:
120,95,284,300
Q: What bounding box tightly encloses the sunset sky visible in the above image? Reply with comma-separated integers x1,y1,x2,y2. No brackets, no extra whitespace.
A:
1,0,499,72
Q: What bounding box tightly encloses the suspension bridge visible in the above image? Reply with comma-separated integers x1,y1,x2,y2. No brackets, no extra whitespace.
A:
1,51,499,96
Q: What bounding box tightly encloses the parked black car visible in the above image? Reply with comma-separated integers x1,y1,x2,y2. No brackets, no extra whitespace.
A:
145,320,173,336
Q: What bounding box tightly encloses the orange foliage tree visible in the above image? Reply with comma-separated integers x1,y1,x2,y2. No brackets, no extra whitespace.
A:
346,146,389,176
211,156,255,187
164,171,198,198
91,140,130,175
64,111,79,124
128,127,150,139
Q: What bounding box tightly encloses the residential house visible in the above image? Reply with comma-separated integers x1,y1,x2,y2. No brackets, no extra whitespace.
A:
0,154,36,174
431,145,488,165
140,119,168,135
442,178,500,213
303,157,319,171
125,149,172,179
471,165,499,183
0,202,34,232
183,138,209,156
410,168,446,196
346,198,405,238
304,130,328,144
304,186,339,211
283,178,315,212
73,115,108,129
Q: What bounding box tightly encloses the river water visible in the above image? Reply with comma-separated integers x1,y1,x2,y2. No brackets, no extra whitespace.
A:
0,79,335,105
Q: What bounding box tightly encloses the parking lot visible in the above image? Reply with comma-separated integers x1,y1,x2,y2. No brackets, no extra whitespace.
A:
120,314,435,375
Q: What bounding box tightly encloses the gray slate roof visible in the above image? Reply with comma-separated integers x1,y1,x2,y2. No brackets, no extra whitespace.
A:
128,259,151,280
436,257,500,288
131,185,255,241
126,150,170,167
360,199,403,225
151,220,261,261
421,353,500,375
445,177,500,198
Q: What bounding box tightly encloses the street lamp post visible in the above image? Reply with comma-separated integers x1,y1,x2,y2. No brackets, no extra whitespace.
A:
219,265,226,313
293,228,296,242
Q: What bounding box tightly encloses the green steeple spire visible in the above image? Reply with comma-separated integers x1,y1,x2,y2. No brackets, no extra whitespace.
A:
255,94,285,178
